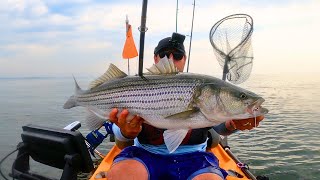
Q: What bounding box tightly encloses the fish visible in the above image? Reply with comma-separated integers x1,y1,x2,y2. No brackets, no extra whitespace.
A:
64,57,268,153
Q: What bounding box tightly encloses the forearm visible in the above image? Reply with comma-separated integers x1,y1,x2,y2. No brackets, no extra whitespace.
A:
213,121,238,136
112,124,134,149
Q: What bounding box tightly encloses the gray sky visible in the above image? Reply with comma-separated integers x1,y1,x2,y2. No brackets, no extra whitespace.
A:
1,0,319,77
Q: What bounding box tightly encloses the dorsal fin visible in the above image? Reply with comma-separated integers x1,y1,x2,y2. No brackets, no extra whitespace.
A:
89,63,127,89
146,57,179,75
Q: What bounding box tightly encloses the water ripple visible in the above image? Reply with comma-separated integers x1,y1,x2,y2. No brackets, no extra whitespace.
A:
1,75,320,179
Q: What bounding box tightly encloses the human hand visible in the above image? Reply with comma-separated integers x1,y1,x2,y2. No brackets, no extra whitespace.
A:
232,115,265,131
109,108,144,139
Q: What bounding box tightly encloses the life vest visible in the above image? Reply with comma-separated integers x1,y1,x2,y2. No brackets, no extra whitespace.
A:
137,124,211,145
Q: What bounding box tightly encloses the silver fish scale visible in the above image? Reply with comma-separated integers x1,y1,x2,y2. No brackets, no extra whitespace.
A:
76,75,203,116
66,73,266,130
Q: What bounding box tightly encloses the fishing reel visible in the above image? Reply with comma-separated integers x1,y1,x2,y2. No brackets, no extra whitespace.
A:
85,121,114,157
63,121,114,157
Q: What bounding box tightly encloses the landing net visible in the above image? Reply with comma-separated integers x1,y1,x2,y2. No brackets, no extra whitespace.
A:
209,14,254,84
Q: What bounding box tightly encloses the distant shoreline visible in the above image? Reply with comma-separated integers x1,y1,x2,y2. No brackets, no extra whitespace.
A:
1,72,319,79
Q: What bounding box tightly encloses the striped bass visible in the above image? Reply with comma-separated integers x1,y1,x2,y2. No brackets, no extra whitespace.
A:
64,58,268,152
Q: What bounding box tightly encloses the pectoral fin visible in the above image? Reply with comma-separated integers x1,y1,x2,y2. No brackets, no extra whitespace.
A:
163,129,189,153
85,107,109,131
165,107,200,119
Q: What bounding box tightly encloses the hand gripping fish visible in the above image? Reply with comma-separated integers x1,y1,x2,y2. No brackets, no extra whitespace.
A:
64,58,268,153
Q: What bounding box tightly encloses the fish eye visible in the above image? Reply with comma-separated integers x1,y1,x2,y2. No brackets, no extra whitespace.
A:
240,93,247,99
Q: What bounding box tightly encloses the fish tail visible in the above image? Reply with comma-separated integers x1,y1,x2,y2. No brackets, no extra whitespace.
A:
63,95,77,109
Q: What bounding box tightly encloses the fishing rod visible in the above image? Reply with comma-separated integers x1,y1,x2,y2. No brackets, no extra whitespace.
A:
138,0,148,76
186,0,195,72
175,0,178,32
125,15,130,75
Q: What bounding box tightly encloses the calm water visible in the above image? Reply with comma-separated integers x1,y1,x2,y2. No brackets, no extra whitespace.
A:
0,74,319,180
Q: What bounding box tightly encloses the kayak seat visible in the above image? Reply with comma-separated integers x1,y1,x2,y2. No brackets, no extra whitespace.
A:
207,128,221,148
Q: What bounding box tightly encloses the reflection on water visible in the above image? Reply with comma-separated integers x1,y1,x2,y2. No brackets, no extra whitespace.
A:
229,74,320,180
0,74,319,180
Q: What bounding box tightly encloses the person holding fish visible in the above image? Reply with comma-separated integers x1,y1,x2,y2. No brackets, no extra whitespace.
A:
106,33,265,180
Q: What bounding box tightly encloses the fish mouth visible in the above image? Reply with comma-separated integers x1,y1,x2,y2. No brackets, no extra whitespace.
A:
247,98,268,115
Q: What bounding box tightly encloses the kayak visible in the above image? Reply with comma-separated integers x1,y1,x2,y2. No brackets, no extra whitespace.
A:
89,144,253,180
8,123,258,180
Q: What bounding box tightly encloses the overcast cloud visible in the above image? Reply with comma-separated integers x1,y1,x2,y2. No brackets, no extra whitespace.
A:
0,0,319,77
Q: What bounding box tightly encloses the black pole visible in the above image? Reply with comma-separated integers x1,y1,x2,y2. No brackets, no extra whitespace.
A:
222,55,230,81
220,55,230,146
138,0,148,77
186,0,195,72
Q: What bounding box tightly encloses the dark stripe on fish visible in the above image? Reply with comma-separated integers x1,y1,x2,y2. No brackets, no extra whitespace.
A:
79,83,197,99
77,90,193,103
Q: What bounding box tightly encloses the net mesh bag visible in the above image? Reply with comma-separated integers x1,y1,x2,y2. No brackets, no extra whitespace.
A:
209,14,253,84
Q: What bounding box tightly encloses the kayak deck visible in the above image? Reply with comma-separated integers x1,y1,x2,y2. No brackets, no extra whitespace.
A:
89,144,251,180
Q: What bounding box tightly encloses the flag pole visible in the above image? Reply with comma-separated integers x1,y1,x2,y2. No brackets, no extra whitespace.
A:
122,16,138,71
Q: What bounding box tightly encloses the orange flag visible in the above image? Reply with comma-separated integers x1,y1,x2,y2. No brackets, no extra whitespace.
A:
122,24,138,59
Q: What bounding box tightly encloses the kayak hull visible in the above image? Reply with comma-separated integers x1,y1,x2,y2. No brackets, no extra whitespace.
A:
89,144,251,180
